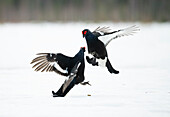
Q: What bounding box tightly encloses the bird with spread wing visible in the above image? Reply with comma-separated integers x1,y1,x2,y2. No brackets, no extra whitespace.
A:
30,47,90,97
82,25,140,74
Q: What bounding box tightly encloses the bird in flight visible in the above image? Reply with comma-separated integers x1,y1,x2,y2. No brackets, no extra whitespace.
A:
82,25,140,74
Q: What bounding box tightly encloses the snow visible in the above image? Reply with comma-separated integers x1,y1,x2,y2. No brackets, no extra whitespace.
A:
0,22,170,117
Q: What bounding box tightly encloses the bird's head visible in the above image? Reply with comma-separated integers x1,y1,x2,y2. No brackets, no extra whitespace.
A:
82,29,90,38
80,47,86,52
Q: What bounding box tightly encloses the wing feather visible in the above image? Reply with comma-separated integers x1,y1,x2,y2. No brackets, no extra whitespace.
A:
35,62,49,71
41,63,50,72
30,53,72,76
105,25,140,46
32,60,46,68
46,65,52,72
93,25,140,46
49,65,54,72
30,56,46,64
36,53,49,55
93,26,112,36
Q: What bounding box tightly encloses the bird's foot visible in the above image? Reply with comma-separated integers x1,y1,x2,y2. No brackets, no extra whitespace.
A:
80,81,91,86
86,56,98,66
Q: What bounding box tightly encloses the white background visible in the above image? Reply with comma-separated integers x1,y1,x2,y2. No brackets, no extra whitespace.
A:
0,22,170,117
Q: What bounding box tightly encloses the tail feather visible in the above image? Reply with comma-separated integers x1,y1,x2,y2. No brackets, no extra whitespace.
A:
52,62,81,97
52,77,76,97
106,59,119,74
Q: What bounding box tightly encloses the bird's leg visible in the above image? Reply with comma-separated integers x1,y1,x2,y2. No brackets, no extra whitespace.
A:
80,81,91,86
86,56,98,66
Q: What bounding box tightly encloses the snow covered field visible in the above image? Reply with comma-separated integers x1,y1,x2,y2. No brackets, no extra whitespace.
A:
0,22,170,117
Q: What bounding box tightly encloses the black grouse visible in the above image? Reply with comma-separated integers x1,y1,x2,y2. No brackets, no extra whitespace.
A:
82,25,139,74
30,47,90,97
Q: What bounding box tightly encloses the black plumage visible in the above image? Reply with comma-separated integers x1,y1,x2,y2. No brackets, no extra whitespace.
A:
82,25,139,74
31,47,89,97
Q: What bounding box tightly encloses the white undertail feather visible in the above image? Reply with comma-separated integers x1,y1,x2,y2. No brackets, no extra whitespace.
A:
96,57,107,67
105,25,140,47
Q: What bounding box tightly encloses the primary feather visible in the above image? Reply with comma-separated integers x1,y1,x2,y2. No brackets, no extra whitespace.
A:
93,25,140,47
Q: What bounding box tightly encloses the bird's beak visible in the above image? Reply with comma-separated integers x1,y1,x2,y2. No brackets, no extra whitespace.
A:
82,31,85,38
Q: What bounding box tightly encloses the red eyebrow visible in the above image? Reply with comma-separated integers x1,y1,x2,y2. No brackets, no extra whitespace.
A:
81,47,85,49
84,31,87,35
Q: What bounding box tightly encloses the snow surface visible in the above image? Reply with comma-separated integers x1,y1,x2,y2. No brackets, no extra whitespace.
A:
0,22,170,117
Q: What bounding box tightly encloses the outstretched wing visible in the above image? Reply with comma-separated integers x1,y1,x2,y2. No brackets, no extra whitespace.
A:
105,25,140,46
30,53,72,76
93,26,113,37
93,25,140,46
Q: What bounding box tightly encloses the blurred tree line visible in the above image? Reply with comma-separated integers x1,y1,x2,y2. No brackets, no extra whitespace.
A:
0,0,169,22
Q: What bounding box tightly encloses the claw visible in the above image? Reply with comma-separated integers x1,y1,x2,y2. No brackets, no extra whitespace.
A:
80,81,91,86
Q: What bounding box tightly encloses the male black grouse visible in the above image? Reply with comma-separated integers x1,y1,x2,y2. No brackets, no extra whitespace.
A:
30,47,90,97
82,25,139,74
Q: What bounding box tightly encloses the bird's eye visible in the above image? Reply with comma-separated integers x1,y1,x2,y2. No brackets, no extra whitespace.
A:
83,31,87,35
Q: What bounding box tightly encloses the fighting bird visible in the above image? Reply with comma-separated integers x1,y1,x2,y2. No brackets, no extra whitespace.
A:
82,25,139,74
30,47,90,97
